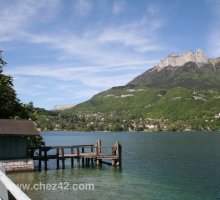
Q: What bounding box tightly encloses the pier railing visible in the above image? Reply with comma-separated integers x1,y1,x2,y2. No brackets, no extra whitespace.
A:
29,140,121,171
0,167,31,200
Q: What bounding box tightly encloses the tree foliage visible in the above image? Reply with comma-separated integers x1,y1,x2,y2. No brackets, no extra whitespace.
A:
0,50,44,146
0,50,28,119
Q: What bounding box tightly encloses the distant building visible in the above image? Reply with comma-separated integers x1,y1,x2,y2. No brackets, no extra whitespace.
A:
0,119,39,160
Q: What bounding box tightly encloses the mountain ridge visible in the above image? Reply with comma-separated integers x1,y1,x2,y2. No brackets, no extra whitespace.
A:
40,50,220,131
128,50,220,89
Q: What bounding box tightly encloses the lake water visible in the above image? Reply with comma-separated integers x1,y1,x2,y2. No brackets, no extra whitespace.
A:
8,131,220,200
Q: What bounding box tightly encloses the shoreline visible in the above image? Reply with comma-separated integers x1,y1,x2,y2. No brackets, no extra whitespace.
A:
40,130,220,134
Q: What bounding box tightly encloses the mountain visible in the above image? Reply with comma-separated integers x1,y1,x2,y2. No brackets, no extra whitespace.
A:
45,50,220,131
128,50,220,89
53,104,76,111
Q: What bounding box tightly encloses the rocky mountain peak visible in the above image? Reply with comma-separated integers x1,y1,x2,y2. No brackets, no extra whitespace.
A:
156,49,208,70
128,49,220,88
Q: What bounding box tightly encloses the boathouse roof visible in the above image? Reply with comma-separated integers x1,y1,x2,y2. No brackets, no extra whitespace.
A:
0,119,39,136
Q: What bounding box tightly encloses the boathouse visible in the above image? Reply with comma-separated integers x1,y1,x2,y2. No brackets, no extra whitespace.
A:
0,119,39,171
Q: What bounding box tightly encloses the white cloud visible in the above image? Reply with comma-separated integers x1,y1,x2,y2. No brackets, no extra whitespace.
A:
147,4,159,16
0,1,164,65
99,17,164,53
21,29,157,68
45,97,64,102
0,0,61,41
74,0,93,16
113,1,126,14
0,0,166,108
57,84,100,98
6,63,149,89
80,73,139,88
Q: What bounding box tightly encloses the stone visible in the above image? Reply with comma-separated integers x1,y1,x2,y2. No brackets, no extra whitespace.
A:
0,159,35,172
157,49,208,69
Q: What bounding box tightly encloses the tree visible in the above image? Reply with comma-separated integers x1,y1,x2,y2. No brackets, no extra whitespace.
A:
0,50,27,118
0,50,44,147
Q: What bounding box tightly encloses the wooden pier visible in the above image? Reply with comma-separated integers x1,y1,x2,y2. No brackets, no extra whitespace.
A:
29,140,122,171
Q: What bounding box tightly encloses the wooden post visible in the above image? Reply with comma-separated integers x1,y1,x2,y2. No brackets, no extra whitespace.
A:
96,159,100,166
96,139,102,166
112,159,116,166
77,147,80,167
44,149,48,171
56,148,59,169
82,147,85,167
71,147,74,168
115,141,122,167
61,148,65,169
38,148,42,171
91,146,93,166
112,146,116,166
86,158,90,166
96,139,101,154
96,146,99,156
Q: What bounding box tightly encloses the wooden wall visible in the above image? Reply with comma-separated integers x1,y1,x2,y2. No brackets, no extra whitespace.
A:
0,136,27,160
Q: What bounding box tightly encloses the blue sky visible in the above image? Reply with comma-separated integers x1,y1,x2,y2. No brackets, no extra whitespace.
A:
0,0,220,109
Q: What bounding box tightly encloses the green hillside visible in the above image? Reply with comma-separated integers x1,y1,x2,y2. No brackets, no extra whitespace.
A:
128,61,220,89
41,59,220,132
58,85,220,131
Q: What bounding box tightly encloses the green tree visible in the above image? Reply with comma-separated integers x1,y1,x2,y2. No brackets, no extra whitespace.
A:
0,50,44,147
0,50,22,118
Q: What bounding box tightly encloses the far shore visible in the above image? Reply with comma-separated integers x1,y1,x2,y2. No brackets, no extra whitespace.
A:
40,130,220,133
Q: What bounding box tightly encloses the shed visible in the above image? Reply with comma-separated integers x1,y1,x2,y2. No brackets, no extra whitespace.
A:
0,119,39,160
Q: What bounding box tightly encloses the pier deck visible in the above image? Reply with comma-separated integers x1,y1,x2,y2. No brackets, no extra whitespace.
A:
29,140,121,171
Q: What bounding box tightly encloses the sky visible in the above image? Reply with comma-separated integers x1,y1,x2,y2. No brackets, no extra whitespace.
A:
0,0,220,110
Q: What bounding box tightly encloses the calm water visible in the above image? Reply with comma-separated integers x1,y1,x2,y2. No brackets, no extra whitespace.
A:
8,131,220,200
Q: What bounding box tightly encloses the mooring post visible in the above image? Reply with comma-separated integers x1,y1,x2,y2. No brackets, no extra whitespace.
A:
71,147,74,168
88,158,90,166
116,141,122,167
56,148,60,169
91,146,94,165
112,141,122,167
61,148,65,169
44,149,48,171
77,147,80,167
82,147,85,167
96,139,101,154
38,148,42,171
112,144,116,166
96,139,102,166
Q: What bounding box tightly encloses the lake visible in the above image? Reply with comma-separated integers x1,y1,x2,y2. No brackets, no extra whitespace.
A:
8,131,220,200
